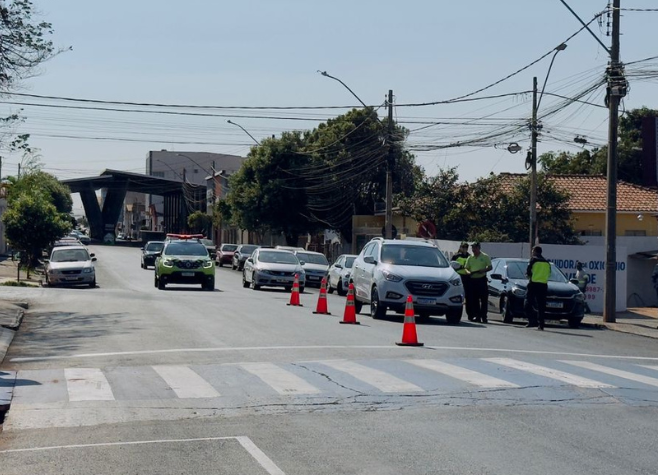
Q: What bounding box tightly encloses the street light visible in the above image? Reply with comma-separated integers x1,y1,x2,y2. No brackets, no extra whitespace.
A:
176,153,213,177
227,120,260,146
529,44,568,252
156,159,186,182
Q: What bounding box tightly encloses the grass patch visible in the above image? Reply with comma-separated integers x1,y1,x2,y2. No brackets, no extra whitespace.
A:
0,280,40,287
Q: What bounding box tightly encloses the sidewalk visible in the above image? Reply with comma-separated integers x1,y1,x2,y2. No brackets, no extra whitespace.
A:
582,307,658,339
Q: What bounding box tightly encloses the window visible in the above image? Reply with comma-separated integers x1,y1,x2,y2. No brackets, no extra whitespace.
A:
579,230,602,236
152,171,165,178
625,230,646,236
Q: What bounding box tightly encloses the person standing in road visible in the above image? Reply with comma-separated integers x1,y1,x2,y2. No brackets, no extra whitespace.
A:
451,242,474,321
465,241,492,323
575,261,591,313
652,263,658,302
525,246,551,330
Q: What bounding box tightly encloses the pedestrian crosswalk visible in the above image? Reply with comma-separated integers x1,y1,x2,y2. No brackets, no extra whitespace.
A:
7,357,658,406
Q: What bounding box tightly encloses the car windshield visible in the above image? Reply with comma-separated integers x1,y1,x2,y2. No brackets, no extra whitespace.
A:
145,242,164,252
344,257,355,268
200,239,214,247
222,244,238,252
51,248,90,262
240,245,258,254
296,252,328,265
505,261,568,283
164,242,208,256
380,245,449,268
259,251,299,264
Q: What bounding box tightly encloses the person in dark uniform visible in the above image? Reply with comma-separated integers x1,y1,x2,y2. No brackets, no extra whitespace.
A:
451,242,474,321
525,246,551,330
465,241,492,323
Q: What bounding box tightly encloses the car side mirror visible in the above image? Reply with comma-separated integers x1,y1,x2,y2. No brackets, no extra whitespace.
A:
490,273,503,281
449,261,461,270
89,253,95,258
569,278,579,285
92,257,97,262
247,257,253,263
155,252,162,257
364,256,376,265
335,264,343,269
140,247,144,251
300,261,306,266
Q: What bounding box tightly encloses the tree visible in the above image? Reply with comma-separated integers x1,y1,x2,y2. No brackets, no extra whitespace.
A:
226,132,320,246
187,211,212,235
539,107,658,185
2,191,71,274
7,170,72,213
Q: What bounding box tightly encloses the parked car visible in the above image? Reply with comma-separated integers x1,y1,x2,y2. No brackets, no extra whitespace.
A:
351,238,464,323
242,248,305,292
141,241,164,269
487,258,585,328
69,230,91,244
216,243,238,267
232,244,260,271
200,239,217,260
45,245,97,288
154,236,215,290
328,254,358,296
293,250,329,287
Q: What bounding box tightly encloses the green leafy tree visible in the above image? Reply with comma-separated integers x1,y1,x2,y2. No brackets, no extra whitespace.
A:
187,210,212,235
7,170,72,213
3,191,71,275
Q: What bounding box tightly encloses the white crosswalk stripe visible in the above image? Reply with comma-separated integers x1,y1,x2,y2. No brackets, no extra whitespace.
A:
320,360,423,393
407,359,519,388
483,358,616,388
563,361,658,388
152,365,220,399
64,368,115,401
640,365,658,373
240,362,321,395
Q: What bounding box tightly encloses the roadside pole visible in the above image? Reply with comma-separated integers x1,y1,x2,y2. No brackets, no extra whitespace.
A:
385,89,394,239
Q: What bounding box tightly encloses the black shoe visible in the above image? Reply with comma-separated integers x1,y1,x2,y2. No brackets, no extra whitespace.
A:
467,316,475,322
525,323,538,328
536,326,544,331
474,318,482,323
481,318,488,324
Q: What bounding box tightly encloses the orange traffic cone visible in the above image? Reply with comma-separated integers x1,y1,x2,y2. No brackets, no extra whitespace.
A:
287,273,303,307
313,277,331,315
340,283,360,324
396,295,423,346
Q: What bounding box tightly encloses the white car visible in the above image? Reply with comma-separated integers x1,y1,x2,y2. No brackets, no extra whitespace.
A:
293,250,329,287
242,248,306,292
45,245,97,288
328,254,357,296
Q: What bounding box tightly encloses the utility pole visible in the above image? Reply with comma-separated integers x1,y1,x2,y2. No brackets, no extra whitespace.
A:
385,90,394,239
529,77,538,253
604,0,624,323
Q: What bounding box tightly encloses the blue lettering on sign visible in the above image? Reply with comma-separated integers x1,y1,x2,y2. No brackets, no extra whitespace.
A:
591,274,597,284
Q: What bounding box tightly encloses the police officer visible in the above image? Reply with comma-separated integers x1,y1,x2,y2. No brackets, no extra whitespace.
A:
525,246,551,330
465,241,492,323
451,242,474,321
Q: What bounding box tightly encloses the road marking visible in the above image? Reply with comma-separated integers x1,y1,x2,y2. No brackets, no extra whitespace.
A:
407,359,519,388
320,360,423,393
240,362,321,395
11,345,658,364
152,365,220,399
563,361,658,388
64,368,115,401
483,358,615,388
0,436,287,474
641,365,658,372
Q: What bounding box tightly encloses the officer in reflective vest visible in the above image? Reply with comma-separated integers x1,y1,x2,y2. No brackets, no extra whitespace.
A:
451,242,473,320
525,246,551,330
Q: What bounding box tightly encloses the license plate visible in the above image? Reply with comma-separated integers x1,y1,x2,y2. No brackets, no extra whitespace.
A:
65,277,79,281
546,301,563,309
308,276,319,280
417,297,436,305
276,279,289,283
181,272,195,277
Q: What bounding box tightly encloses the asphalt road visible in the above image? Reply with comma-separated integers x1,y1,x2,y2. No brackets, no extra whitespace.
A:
1,245,657,474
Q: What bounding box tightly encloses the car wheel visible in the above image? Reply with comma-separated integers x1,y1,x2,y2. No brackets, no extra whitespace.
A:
299,286,305,294
158,276,166,290
327,282,334,294
417,311,430,322
218,261,223,267
232,262,237,270
354,296,363,314
446,308,463,325
204,277,215,291
502,297,514,324
568,317,582,329
140,261,144,269
154,274,158,288
370,286,387,319
284,286,292,292
242,271,249,288
337,279,347,296
250,273,261,290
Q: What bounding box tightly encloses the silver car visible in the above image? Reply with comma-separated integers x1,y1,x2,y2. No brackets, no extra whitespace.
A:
45,245,97,287
351,238,464,323
328,254,357,296
242,248,306,292
293,250,329,287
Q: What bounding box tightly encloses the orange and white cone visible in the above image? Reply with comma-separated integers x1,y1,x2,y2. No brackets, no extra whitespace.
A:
396,295,423,346
313,277,331,315
287,273,303,307
340,283,360,325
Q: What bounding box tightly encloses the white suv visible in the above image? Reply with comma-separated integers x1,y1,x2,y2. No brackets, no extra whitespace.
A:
351,238,464,323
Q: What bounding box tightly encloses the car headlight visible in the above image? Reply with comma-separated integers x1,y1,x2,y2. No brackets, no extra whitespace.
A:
574,292,585,301
344,272,350,279
203,260,213,269
83,268,93,274
382,270,403,282
511,286,526,297
449,277,462,287
163,259,174,268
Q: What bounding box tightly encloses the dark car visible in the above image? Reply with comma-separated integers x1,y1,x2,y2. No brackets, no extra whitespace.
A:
232,244,260,271
216,243,238,267
141,241,164,269
200,239,217,260
487,258,585,328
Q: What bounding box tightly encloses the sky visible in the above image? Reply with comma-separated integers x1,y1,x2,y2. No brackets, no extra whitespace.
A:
1,1,657,215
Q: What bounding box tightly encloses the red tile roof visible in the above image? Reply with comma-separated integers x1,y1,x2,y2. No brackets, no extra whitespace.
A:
498,173,658,213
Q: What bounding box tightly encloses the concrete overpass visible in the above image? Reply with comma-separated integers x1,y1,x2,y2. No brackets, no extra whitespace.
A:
62,169,207,240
